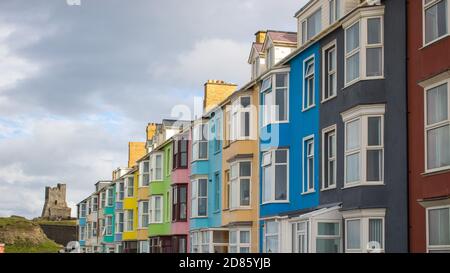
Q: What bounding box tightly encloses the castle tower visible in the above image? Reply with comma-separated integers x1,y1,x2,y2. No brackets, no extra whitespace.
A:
41,183,72,220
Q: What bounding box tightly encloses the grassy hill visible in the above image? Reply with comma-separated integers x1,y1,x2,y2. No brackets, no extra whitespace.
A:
0,216,62,253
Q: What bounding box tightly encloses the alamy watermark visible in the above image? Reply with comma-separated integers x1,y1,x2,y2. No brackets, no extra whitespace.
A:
66,0,81,6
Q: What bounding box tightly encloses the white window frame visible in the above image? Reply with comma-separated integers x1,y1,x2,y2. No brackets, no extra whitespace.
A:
267,46,274,69
105,215,113,236
191,178,208,218
149,195,163,224
303,55,316,111
139,159,150,187
100,191,106,209
426,205,450,253
264,220,280,253
316,220,342,253
80,202,86,218
261,69,290,127
125,209,134,232
424,79,450,173
150,152,164,182
79,226,86,241
301,8,323,45
291,221,309,253
262,149,289,204
229,160,252,210
125,175,134,198
107,187,114,207
92,196,98,212
117,181,125,201
302,135,316,194
192,123,209,161
115,212,124,234
138,201,149,228
343,9,385,87
342,105,385,188
322,41,338,103
422,0,450,47
329,0,341,25
229,228,252,253
231,95,253,141
322,125,337,190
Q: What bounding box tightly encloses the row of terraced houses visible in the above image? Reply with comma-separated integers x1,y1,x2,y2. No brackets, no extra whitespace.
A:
76,0,450,253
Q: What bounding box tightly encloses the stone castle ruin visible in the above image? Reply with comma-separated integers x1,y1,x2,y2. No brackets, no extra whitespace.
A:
41,184,71,220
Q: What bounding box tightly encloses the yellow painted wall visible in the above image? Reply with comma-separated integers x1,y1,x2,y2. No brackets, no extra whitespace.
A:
136,186,149,241
203,80,237,113
128,142,146,168
123,170,139,241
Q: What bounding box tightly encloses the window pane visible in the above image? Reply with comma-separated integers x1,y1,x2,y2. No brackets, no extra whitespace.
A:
266,236,278,253
429,208,450,246
240,112,250,137
427,125,450,169
366,47,382,77
425,0,448,44
346,52,360,83
276,88,287,121
241,97,250,108
199,142,208,159
346,119,360,150
275,165,287,200
276,73,287,88
240,179,250,206
240,247,250,253
427,83,448,125
316,239,340,253
275,150,287,163
346,22,360,53
230,231,237,244
266,221,278,234
240,231,250,244
346,220,361,249
368,117,382,146
367,150,383,181
346,153,360,183
318,223,339,236
369,219,384,248
240,161,251,176
307,9,322,39
367,18,381,44
263,166,272,202
198,198,207,216
199,179,208,197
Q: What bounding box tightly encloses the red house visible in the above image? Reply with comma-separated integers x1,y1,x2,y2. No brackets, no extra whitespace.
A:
408,0,450,253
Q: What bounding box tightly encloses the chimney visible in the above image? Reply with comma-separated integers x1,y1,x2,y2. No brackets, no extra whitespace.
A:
128,142,146,168
255,30,267,44
146,123,157,141
203,80,237,113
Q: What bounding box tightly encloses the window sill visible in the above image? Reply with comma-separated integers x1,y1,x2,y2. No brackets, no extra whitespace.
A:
321,95,337,104
343,77,385,90
138,186,149,188
190,216,208,219
229,207,252,212
261,201,289,205
321,186,337,192
342,182,384,189
192,159,209,163
422,166,450,177
421,34,450,50
261,121,290,128
302,105,316,112
301,190,316,195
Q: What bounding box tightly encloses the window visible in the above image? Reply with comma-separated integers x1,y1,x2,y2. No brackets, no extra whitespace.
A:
166,148,171,176
173,236,187,253
116,212,124,233
191,179,208,217
139,160,150,186
316,222,341,253
224,170,230,210
151,153,163,181
424,0,449,45
92,221,97,237
322,126,337,190
261,73,289,126
215,118,222,152
262,149,289,203
344,13,384,86
193,123,208,161
100,191,106,209
107,187,114,206
346,219,361,251
301,8,322,45
292,221,309,253
92,196,98,212
323,43,337,101
125,209,134,231
230,161,251,209
138,241,150,253
344,209,385,253
126,176,134,198
303,57,315,110
231,96,252,141
138,201,149,228
427,206,450,253
329,0,340,24
149,195,163,223
105,216,113,236
303,137,315,193
79,226,86,241
172,185,187,222
225,110,231,145
229,229,251,253
425,82,450,172
173,137,188,169
80,202,86,218
342,105,385,186
117,181,125,201
264,221,279,253
214,172,220,211
190,230,224,253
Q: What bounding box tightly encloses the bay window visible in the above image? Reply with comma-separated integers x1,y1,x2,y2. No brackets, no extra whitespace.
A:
125,209,134,231
292,221,309,253
344,12,384,86
150,153,163,181
424,0,449,45
344,209,385,253
149,195,163,224
100,191,106,209
138,201,149,228
92,196,98,212
323,42,337,101
261,72,289,126
322,125,337,190
229,229,251,253
231,96,252,141
173,137,188,169
191,178,208,217
303,57,316,110
106,215,113,236
303,136,315,193
316,222,341,253
115,212,124,233
230,161,251,209
80,202,86,218
342,105,385,187
193,123,208,161
427,206,450,253
172,185,187,222
107,187,114,207
425,81,450,172
264,221,279,253
79,226,86,241
125,176,134,198
139,160,150,186
262,149,289,203
117,181,125,201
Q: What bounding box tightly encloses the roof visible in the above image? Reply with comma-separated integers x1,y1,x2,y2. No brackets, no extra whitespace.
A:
266,30,297,44
253,42,263,53
294,0,316,18
162,119,191,129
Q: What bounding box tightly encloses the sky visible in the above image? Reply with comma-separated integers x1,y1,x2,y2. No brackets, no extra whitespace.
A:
0,0,307,219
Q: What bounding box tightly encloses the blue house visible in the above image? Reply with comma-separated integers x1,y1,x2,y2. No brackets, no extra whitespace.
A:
76,199,87,250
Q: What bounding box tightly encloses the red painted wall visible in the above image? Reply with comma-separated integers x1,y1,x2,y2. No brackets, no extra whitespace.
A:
407,0,450,253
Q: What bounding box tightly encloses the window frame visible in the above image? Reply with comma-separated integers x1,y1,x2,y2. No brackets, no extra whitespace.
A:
264,220,280,253
322,41,338,103
262,149,290,204
191,178,208,218
229,160,252,210
316,220,342,253
422,0,450,47
115,212,124,234
192,123,209,162
139,159,150,187
138,201,149,229
150,152,164,182
261,70,290,127
172,184,188,222
92,196,98,212
343,210,386,253
322,125,337,191
426,205,450,253
231,95,253,141
173,137,189,170
329,0,341,25
229,228,252,253
125,175,134,198
301,8,323,45
105,215,113,236
302,135,316,194
107,187,114,207
149,195,163,224
424,79,450,173
303,55,316,111
125,209,134,232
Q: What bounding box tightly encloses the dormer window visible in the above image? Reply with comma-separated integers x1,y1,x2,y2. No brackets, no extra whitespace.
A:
329,0,340,24
301,8,322,44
